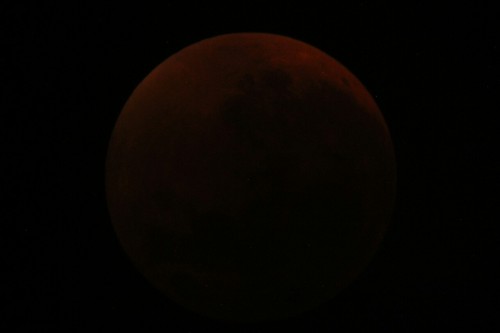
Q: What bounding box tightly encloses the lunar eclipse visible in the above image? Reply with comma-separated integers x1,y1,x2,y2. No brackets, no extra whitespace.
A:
105,33,396,322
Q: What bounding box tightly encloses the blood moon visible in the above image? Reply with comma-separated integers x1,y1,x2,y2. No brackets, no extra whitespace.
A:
106,33,396,322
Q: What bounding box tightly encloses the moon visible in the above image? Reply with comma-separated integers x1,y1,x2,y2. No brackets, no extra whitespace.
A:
106,33,396,322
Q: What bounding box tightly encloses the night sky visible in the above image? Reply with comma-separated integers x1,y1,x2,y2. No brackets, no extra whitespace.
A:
3,2,498,331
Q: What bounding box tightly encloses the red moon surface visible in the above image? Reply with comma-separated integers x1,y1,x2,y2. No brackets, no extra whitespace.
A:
106,33,396,322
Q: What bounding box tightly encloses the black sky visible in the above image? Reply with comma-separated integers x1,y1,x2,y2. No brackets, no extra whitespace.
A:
2,2,498,331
